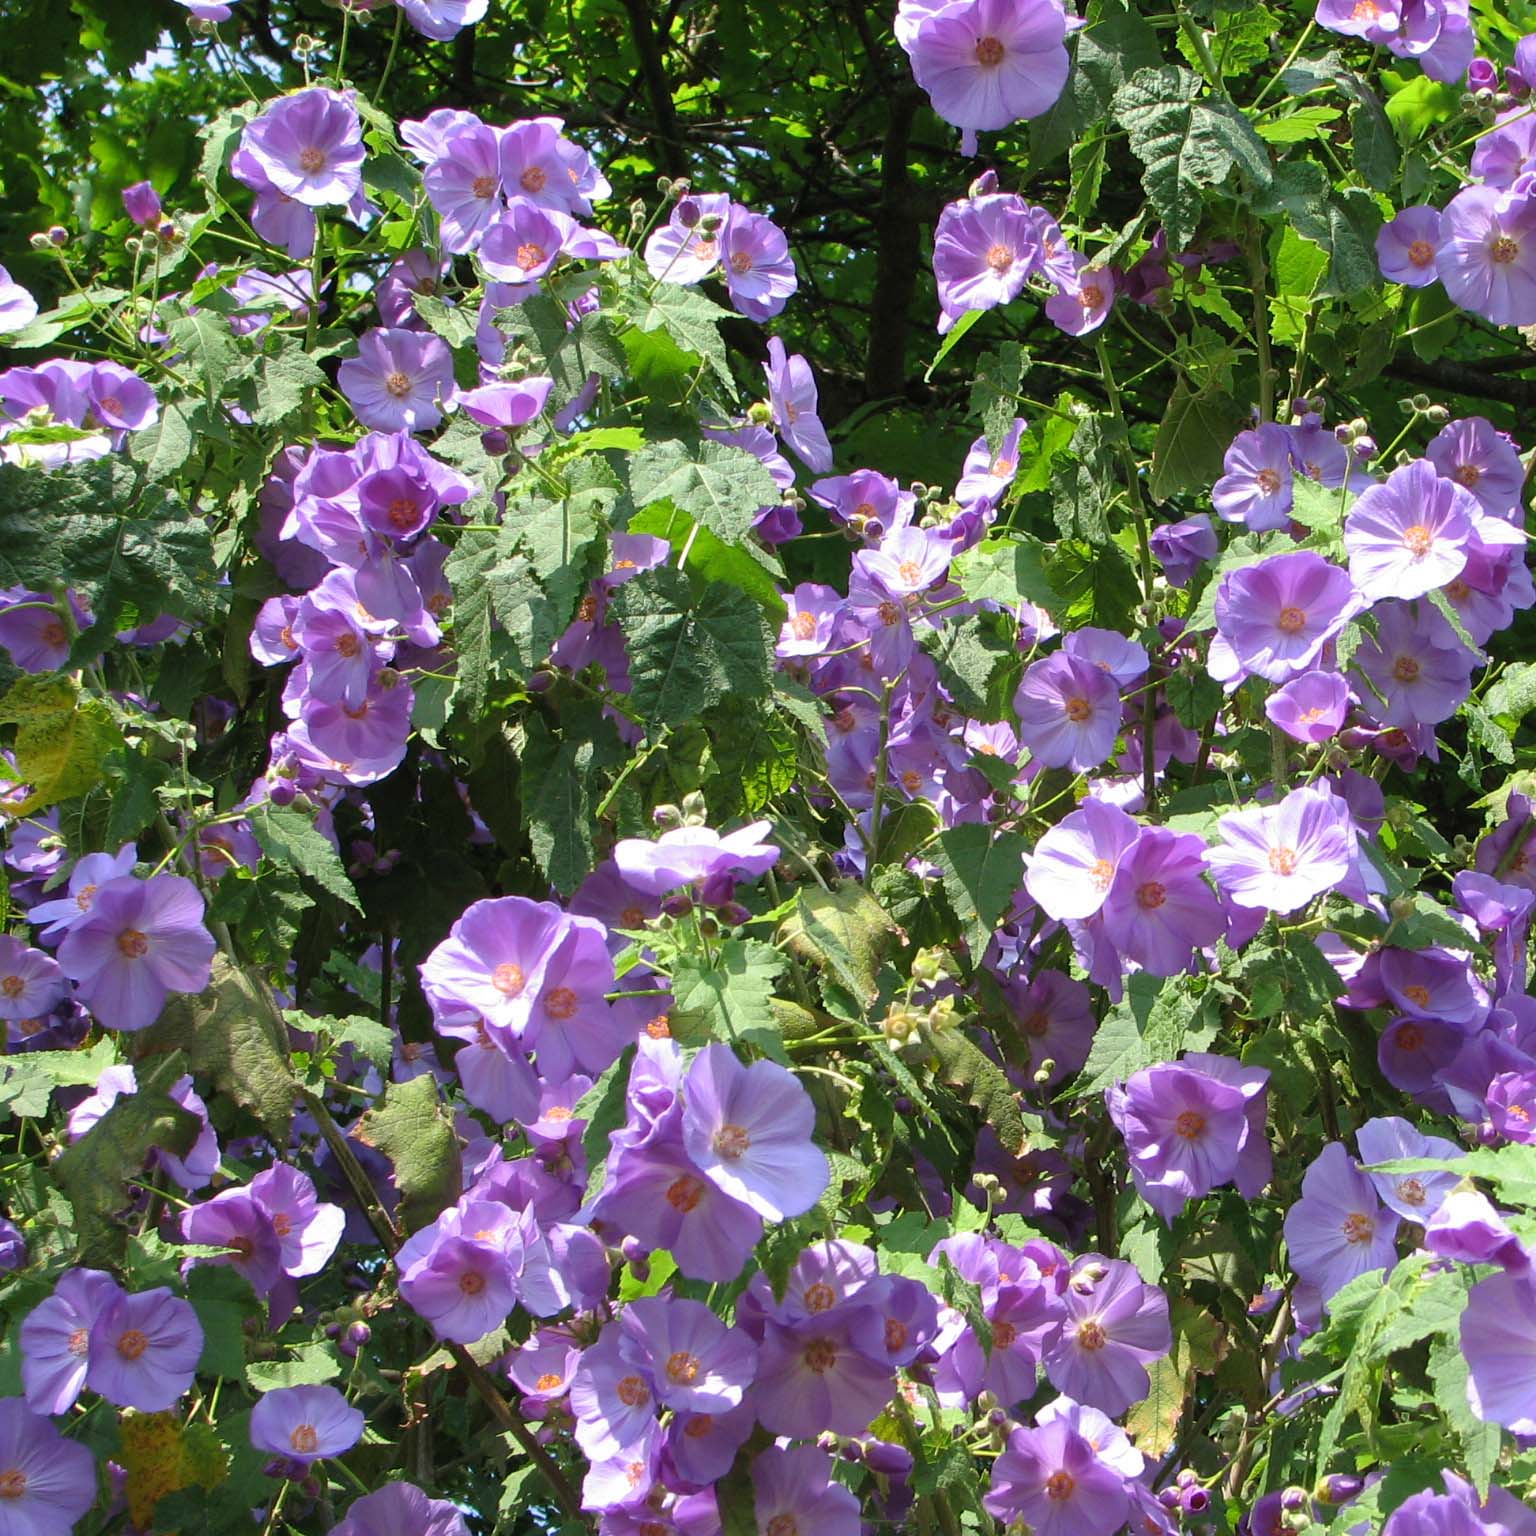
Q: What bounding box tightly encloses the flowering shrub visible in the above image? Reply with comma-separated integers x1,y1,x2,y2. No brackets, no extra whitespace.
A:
0,0,1535,1532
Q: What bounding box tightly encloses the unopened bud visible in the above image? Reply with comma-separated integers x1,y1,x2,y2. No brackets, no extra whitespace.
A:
47,226,68,247
656,176,674,196
28,232,51,251
1181,1485,1212,1517
1424,404,1450,425
652,802,683,830
1316,1475,1364,1506
1410,393,1432,412
746,399,773,426
1281,1488,1310,1513
698,213,724,235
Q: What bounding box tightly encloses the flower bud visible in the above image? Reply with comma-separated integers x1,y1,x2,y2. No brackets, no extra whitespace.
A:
28,232,51,251
121,180,162,228
659,892,694,919
968,168,1000,198
1410,393,1432,413
1315,1475,1363,1506
1280,1488,1310,1513
1181,1486,1212,1517
746,399,773,426
652,802,683,831
656,176,674,196
1424,404,1450,425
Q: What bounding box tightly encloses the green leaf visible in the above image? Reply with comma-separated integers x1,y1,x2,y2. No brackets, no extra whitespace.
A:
353,1074,459,1233
516,296,626,402
1076,973,1219,1095
1254,105,1342,143
0,1036,117,1119
1051,409,1113,545
923,609,1020,722
1113,65,1273,250
1253,162,1382,297
0,672,124,815
245,1345,342,1392
934,824,1026,957
628,439,781,546
1429,1336,1503,1497
55,1051,200,1266
616,279,736,395
412,292,479,351
611,568,774,729
784,885,897,1005
1337,73,1399,190
136,956,295,1141
1150,376,1246,500
669,938,787,1059
0,459,216,660
166,306,241,399
951,536,1060,616
1046,539,1141,631
248,342,325,427
925,308,985,379
577,1046,636,1204
927,1025,1034,1155
522,708,624,894
299,1012,395,1072
207,868,313,970
628,501,787,616
968,342,1029,456
247,801,361,912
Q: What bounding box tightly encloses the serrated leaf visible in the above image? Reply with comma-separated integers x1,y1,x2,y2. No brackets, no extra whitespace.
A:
1149,376,1246,501
628,440,780,546
247,801,361,912
629,500,787,616
785,885,896,1004
927,1025,1033,1155
0,1037,118,1119
245,1345,342,1392
1075,973,1219,1096
669,939,787,1059
1429,1336,1502,1497
577,1045,636,1204
299,1012,395,1072
0,673,124,815
617,280,736,395
934,824,1027,956
952,536,1060,616
353,1073,459,1233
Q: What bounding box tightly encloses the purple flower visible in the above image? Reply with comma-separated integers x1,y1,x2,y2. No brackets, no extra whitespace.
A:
121,181,162,228
423,124,505,254
1149,513,1218,588
1013,652,1122,772
20,1267,124,1415
1212,423,1295,531
1205,785,1355,914
1354,1115,1462,1220
1461,1270,1536,1434
0,589,85,674
1488,1069,1536,1143
1265,670,1351,743
612,822,779,898
0,267,39,335
0,1399,96,1532
251,1384,365,1464
1438,184,1536,327
644,192,733,285
1284,1141,1399,1305
1344,459,1476,602
86,1286,202,1411
1472,108,1536,190
1101,826,1224,977
1042,1258,1171,1416
1213,551,1360,684
1315,0,1402,39
752,1311,896,1435
1023,797,1141,921
569,1329,657,1458
179,1189,286,1300
680,1045,829,1221
983,1416,1131,1536
396,1200,524,1344
932,193,1039,324
617,1295,758,1412
904,0,1071,137
764,338,833,473
1426,415,1526,519
458,377,554,429
1003,969,1096,1084
0,935,64,1019
1107,1060,1258,1223
56,874,215,1031
249,1163,346,1277
753,1445,861,1536
1044,260,1116,336
419,895,568,1032
1425,1189,1531,1273
1353,599,1475,726
720,208,797,321
333,1481,469,1536
398,0,487,40
338,329,455,433
239,88,364,208
1376,205,1443,287
956,417,1026,508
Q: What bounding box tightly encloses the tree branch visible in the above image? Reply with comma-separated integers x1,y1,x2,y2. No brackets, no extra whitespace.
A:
619,0,688,177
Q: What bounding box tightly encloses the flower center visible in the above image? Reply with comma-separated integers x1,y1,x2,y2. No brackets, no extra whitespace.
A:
1403,984,1430,1008
1267,846,1297,876
1076,1319,1107,1351
990,457,1015,477
729,250,753,275
1407,239,1435,268
1175,1110,1206,1140
0,977,21,999
803,1337,837,1373
884,1318,909,1352
535,1372,562,1392
713,1123,751,1160
1090,857,1115,892
985,242,1014,274
685,1415,714,1438
335,632,360,659
459,1270,485,1296
975,34,1005,66
67,1327,89,1358
767,1518,800,1536
290,1424,319,1454
877,599,902,627
1399,1177,1427,1206
1491,235,1520,265
1396,1023,1424,1050
543,986,578,1020
1255,467,1283,495
1063,695,1092,723
387,498,419,532
1046,1471,1077,1502
1402,523,1433,556
792,610,818,639
1079,283,1103,310
616,1374,650,1408
1137,881,1167,910
116,928,149,959
665,1174,703,1212
991,1321,1017,1349
1276,605,1307,633
271,1212,292,1237
804,1281,836,1313
471,173,497,200
298,147,326,174
1353,0,1379,17
1342,1211,1374,1244
520,166,547,193
1453,463,1481,487
41,620,67,646
117,1329,149,1360
898,558,924,587
1022,1010,1049,1038
384,371,412,399
1393,655,1420,683
492,962,526,997
0,1470,25,1499
516,242,547,272
665,1351,701,1386
646,1014,672,1040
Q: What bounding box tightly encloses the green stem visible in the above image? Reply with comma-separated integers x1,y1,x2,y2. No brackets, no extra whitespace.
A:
1244,217,1275,424
377,6,405,95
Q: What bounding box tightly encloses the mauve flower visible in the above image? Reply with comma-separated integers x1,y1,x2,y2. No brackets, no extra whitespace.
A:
56,874,215,1031
1100,826,1224,977
1425,1189,1531,1273
1379,945,1488,1027
1205,785,1354,914
956,417,1026,508
617,1296,758,1413
0,936,64,1020
932,192,1038,324
249,1163,346,1277
1213,551,1360,684
680,1045,829,1221
1023,797,1141,921
1212,423,1295,531
1315,0,1402,38
1461,1270,1536,1434
1149,513,1218,587
398,0,487,40
0,267,38,335
458,377,554,429
1044,260,1116,336
1283,1141,1399,1305
1488,1069,1536,1142
1345,459,1476,602
86,1287,202,1411
396,1200,524,1344
239,88,364,208
1043,1258,1171,1416
338,329,455,433
1474,107,1536,188
179,1189,286,1300
905,0,1071,138
333,1481,469,1536
0,1399,96,1533
28,847,137,944
1426,415,1526,519
1353,599,1475,726
1354,1115,1462,1220
569,1329,657,1458
419,895,567,1033
1376,204,1443,287
20,1267,124,1415
752,1311,896,1435
1265,670,1351,743
983,1416,1131,1536
251,1384,365,1463
764,338,833,473
1438,184,1536,327
644,192,733,285
1003,968,1095,1084
612,822,779,898
753,1445,861,1536
720,208,797,321
1013,652,1122,772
